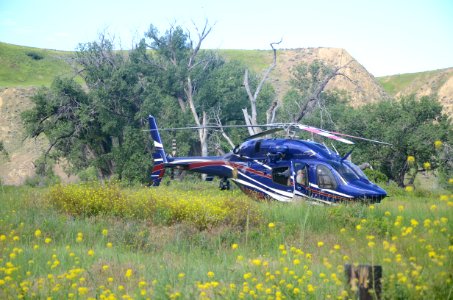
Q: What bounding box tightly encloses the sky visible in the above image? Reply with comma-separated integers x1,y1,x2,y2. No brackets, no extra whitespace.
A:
0,0,452,76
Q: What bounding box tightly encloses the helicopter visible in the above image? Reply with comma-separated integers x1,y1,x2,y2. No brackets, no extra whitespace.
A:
148,115,389,205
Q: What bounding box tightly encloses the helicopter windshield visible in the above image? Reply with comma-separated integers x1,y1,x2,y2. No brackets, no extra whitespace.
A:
343,160,369,179
330,161,362,183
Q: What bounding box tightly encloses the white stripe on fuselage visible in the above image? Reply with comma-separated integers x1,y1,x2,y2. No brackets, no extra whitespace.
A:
237,170,294,198
233,178,292,202
309,183,353,198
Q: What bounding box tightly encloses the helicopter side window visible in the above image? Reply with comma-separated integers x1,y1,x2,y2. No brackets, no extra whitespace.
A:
296,166,308,186
272,167,291,186
316,165,337,190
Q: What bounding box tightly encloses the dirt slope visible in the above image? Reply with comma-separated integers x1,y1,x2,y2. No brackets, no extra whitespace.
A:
0,87,46,185
269,48,389,107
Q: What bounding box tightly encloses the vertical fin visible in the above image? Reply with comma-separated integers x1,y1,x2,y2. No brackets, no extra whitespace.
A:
149,115,167,186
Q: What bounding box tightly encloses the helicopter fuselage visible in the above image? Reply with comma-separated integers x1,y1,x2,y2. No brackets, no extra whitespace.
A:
159,138,387,204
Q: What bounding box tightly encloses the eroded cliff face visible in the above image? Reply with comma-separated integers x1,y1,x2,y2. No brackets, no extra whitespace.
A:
0,88,42,185
269,48,389,107
0,88,77,185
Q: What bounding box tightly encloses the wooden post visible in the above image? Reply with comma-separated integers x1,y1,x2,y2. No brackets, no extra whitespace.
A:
345,264,382,300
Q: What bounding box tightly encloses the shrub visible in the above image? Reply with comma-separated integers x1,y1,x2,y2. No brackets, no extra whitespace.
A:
47,182,260,230
26,51,44,60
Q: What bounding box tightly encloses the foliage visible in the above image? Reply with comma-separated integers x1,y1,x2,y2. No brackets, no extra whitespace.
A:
20,24,276,183
280,60,334,122
339,95,453,187
26,51,44,60
0,183,451,299
364,168,389,184
48,181,261,230
283,73,453,187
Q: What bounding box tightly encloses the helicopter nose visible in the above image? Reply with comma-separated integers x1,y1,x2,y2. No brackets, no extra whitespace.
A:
346,181,387,203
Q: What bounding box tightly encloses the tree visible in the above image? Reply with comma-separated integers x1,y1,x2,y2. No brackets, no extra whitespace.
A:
23,35,156,182
284,59,357,124
336,95,452,187
143,22,215,158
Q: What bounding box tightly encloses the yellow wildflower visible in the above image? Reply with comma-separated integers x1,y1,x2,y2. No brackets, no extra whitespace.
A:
35,229,42,238
268,222,275,229
407,156,415,164
434,140,442,149
125,269,133,278
252,259,261,266
231,243,238,250
102,229,108,236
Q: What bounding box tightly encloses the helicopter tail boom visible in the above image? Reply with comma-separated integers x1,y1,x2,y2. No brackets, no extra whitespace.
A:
149,115,168,186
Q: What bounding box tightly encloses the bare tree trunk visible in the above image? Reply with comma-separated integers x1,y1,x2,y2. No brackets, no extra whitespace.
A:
177,96,186,112
212,109,236,149
243,40,282,134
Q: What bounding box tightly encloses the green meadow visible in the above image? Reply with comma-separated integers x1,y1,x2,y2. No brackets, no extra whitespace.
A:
0,181,451,299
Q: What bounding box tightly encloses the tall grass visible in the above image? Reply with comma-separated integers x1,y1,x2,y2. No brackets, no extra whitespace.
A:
0,182,451,299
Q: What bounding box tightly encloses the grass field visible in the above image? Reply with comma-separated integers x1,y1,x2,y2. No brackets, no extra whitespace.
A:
0,180,451,299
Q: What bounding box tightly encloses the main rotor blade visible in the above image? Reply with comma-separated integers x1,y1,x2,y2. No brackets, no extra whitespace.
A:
295,125,354,145
329,131,392,146
147,124,279,131
244,128,284,141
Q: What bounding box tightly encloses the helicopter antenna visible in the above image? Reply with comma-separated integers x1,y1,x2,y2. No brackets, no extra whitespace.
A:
322,142,332,155
331,143,339,155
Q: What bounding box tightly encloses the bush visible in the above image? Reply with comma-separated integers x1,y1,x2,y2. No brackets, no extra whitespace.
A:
364,168,388,183
26,51,44,60
47,182,261,230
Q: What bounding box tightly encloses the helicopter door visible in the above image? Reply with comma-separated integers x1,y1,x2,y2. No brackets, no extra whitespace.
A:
293,162,311,197
271,164,295,195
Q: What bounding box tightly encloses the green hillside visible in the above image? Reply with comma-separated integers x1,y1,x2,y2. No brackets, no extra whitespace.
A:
0,42,74,87
0,43,275,87
216,49,273,72
377,68,452,95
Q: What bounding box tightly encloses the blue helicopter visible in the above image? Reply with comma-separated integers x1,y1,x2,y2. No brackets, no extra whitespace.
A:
148,115,388,205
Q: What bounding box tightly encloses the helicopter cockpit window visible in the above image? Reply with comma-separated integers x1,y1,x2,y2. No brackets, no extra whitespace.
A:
331,161,361,182
316,165,337,190
272,167,291,186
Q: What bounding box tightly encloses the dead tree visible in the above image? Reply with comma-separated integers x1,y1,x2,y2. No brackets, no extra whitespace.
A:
242,40,281,135
295,60,357,122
